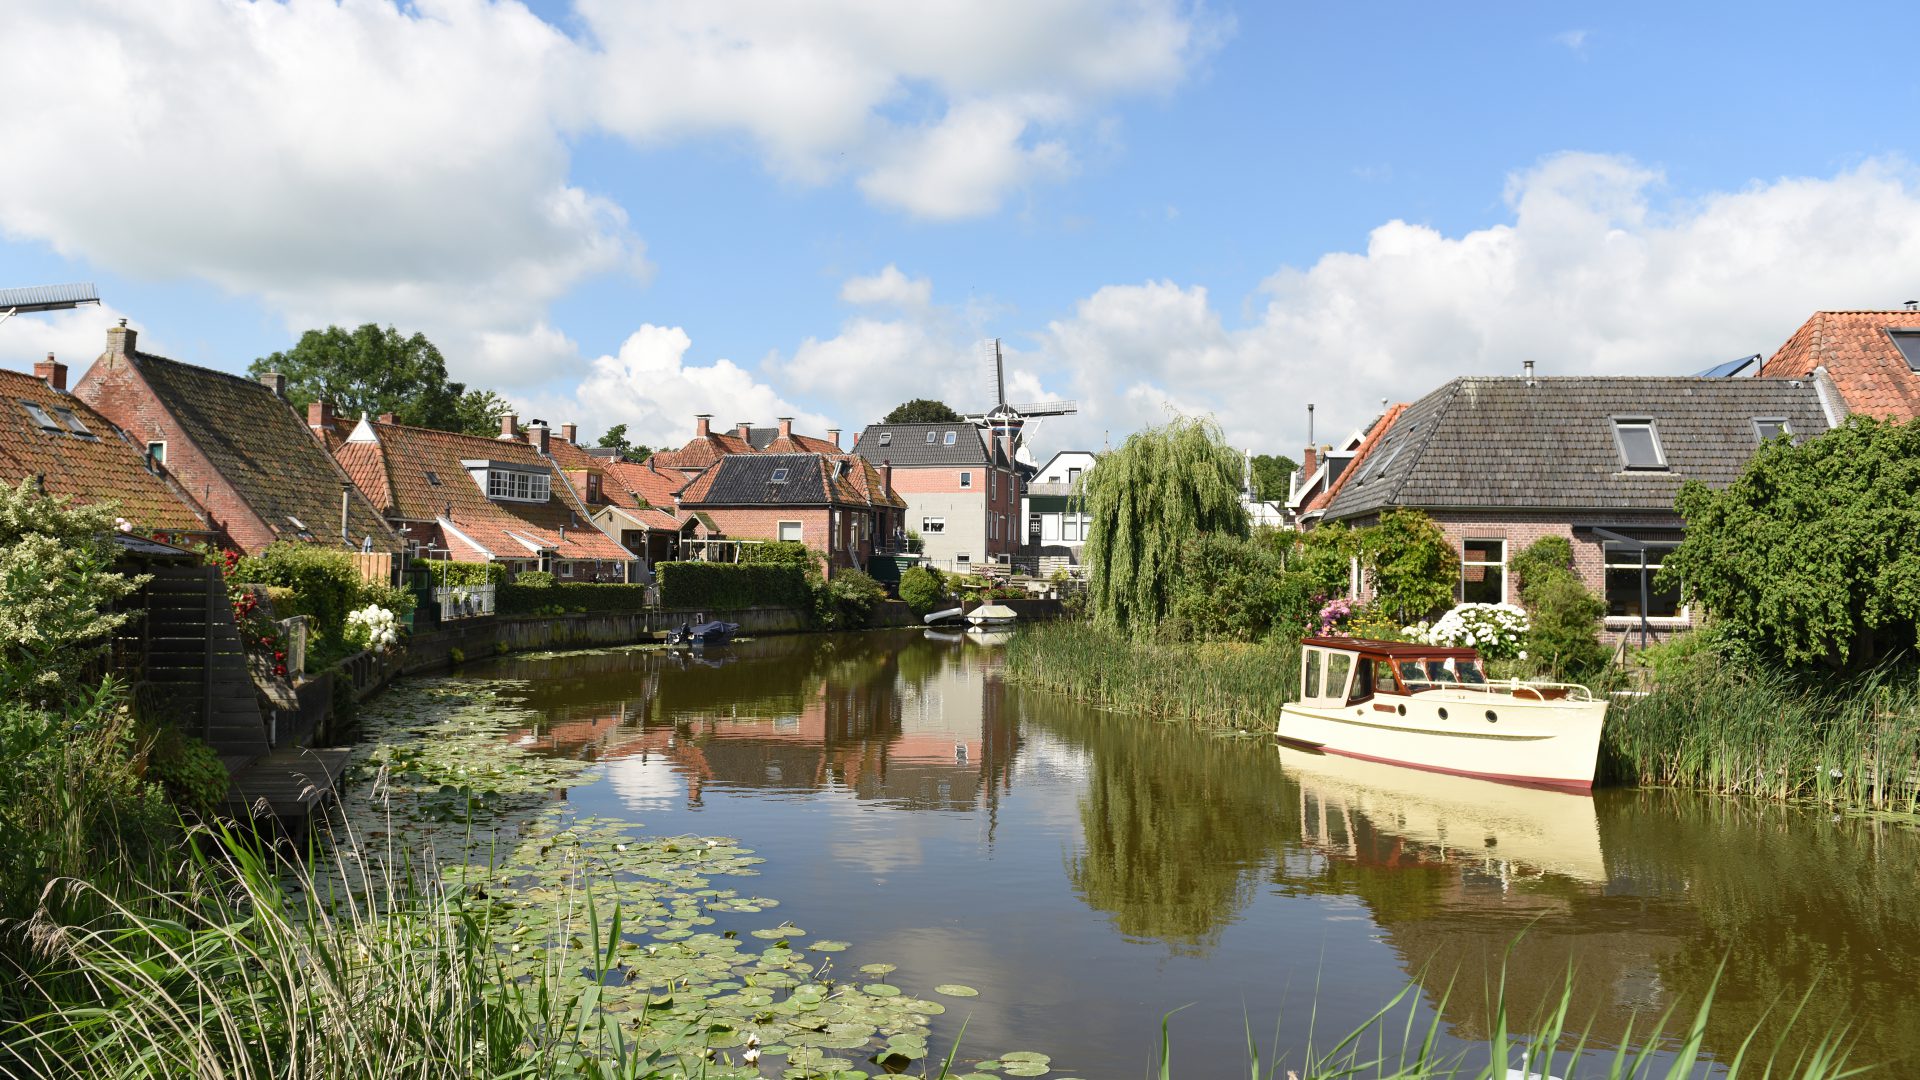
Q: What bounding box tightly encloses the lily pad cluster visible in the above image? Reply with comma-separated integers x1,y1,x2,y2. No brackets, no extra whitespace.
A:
321,677,1065,1078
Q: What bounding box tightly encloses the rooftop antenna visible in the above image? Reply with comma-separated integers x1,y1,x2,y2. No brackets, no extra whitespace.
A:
0,282,101,328
1905,300,1919,311
1307,403,1315,446
995,339,1006,409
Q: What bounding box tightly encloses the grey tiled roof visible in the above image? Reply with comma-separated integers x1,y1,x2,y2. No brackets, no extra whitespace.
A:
682,454,832,506
1322,376,1832,520
851,422,994,466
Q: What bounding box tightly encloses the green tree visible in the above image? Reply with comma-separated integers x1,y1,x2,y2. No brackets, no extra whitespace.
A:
1357,509,1458,624
1662,416,1920,668
595,423,650,463
1081,415,1249,639
452,388,516,438
883,398,963,424
0,480,143,695
1511,536,1607,676
251,324,486,433
1249,453,1299,502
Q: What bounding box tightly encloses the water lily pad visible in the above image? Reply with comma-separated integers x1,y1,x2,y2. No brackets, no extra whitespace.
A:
857,963,896,976
934,984,980,998
809,939,850,952
861,983,901,997
1001,1065,1048,1078
1000,1051,1050,1065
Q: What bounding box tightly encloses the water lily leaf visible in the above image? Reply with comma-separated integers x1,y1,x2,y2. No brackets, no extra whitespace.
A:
934,984,980,998
861,984,901,997
810,940,850,952
857,963,896,976
1001,1065,1049,1077
1000,1052,1050,1064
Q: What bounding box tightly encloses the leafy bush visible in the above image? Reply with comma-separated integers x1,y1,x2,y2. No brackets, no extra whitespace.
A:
898,566,945,614
1522,574,1608,675
232,543,362,641
414,559,506,587
512,569,556,588
1412,603,1529,660
1512,534,1576,600
811,568,888,630
739,540,816,567
142,725,228,819
1166,533,1288,642
0,479,142,694
658,561,811,611
1357,509,1458,625
498,582,652,614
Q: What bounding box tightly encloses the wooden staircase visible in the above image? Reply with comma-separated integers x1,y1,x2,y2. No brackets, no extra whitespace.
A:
137,565,270,771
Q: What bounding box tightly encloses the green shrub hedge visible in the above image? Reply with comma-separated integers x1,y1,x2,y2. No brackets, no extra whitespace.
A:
658,561,810,611
738,540,815,567
414,560,507,587
499,582,652,615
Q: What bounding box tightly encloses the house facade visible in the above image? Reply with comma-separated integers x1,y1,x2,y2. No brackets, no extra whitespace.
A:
1314,376,1839,644
74,323,401,558
0,356,210,538
1020,449,1096,559
331,415,633,580
675,452,906,577
851,422,1021,571
595,457,699,573
1756,308,1920,421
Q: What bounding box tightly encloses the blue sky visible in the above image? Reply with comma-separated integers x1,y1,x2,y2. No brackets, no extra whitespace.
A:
4,1,1918,457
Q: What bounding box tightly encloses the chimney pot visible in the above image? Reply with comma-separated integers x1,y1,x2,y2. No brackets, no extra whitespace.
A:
500,413,519,439
777,417,793,439
35,354,68,392
1906,299,1919,311
735,421,752,440
695,414,712,437
1523,359,1537,386
879,460,893,492
528,421,550,455
261,371,287,398
560,422,577,443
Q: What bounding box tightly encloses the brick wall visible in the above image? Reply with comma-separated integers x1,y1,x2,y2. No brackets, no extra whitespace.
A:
76,349,276,552
694,505,885,576
888,464,1020,559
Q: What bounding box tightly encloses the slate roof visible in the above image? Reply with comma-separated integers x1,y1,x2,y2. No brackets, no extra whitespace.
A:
1301,404,1407,519
107,351,400,549
1756,310,1920,421
851,422,999,467
0,369,208,533
679,453,906,509
1319,377,1832,521
339,419,631,563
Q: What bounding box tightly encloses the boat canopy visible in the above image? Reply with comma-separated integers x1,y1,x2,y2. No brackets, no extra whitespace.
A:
1298,635,1478,662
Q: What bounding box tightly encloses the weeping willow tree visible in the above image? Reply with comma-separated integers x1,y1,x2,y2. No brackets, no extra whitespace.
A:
1080,415,1249,638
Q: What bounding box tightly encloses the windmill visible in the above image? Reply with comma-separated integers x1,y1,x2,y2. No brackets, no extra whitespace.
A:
960,339,1075,457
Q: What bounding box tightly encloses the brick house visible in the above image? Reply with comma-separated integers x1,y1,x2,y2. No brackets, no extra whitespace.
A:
331,415,634,580
1314,375,1838,644
73,322,401,557
850,421,1022,571
1756,308,1920,421
675,451,907,577
594,456,699,573
0,356,211,538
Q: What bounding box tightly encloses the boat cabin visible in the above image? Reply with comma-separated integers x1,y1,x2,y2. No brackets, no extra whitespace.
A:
1297,637,1486,710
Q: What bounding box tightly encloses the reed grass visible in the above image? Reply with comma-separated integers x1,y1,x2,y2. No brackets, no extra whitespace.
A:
1002,621,1300,731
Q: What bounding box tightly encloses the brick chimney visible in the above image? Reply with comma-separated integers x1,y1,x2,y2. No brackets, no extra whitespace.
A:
307,400,334,433
105,319,136,361
560,422,577,443
827,427,840,448
528,420,550,455
261,371,287,398
696,414,712,437
1301,444,1319,480
35,354,67,392
879,460,892,493
777,416,793,440
499,413,519,439
378,412,396,424
735,421,752,441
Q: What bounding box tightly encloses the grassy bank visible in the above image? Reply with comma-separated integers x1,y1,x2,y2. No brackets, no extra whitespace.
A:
1005,622,1920,814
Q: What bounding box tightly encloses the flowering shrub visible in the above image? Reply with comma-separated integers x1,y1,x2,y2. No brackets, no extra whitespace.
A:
345,604,402,651
1317,597,1353,635
229,585,289,678
1408,603,1530,660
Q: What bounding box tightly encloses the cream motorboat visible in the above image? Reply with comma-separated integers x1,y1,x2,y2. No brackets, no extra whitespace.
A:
1276,636,1607,793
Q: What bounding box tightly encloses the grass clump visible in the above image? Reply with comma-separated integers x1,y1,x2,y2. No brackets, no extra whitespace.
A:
1005,621,1301,732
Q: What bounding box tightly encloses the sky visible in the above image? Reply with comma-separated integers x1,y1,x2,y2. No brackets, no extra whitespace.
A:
3,1,1919,461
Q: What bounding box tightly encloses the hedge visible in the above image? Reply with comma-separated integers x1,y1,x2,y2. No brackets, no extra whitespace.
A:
657,561,810,611
415,559,507,586
499,582,652,615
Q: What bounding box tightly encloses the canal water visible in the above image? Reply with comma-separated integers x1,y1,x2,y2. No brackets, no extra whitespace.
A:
429,629,1920,1076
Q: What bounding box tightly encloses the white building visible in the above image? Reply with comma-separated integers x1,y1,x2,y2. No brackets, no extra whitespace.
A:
1020,449,1097,558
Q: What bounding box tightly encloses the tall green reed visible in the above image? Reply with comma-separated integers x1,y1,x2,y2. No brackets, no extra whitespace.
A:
1003,622,1301,732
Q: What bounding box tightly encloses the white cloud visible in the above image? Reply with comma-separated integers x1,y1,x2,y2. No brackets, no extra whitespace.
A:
858,99,1073,219
1555,28,1589,51
840,265,934,311
0,306,136,377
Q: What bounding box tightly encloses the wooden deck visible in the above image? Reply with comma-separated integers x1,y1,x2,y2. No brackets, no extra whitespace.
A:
223,748,352,838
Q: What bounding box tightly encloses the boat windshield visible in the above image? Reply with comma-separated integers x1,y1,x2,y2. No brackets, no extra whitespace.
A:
1396,658,1488,689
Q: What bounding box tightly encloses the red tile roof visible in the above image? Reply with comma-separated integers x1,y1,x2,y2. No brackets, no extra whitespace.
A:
0,369,209,534
1302,403,1407,519
1757,310,1920,421
652,431,757,471
604,459,691,512
337,419,632,564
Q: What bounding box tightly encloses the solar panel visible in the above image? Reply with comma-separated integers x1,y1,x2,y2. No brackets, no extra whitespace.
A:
1693,354,1760,378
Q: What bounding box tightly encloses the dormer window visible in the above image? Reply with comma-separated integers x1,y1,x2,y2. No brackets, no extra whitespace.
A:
943,431,957,445
484,468,551,502
49,406,95,439
879,431,892,446
1611,418,1667,471
1887,328,1920,372
20,401,61,433
1753,418,1791,443
770,468,789,484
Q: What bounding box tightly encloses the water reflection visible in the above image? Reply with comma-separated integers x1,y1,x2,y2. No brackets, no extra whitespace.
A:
461,633,1920,1072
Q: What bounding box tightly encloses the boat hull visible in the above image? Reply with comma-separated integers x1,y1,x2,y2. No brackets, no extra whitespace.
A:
1276,692,1606,793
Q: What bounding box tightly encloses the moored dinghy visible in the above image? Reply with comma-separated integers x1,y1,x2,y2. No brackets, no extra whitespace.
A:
965,604,1018,629
1276,636,1607,792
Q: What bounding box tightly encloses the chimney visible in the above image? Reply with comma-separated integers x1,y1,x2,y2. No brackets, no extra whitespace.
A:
1523,359,1537,386
105,319,137,361
879,460,893,493
735,421,752,441
560,422,577,444
528,420,550,455
499,413,519,439
1906,300,1920,311
696,414,712,437
378,412,396,424
1301,444,1319,480
35,354,67,392
307,400,334,432
777,416,793,440
827,427,841,448
261,371,287,398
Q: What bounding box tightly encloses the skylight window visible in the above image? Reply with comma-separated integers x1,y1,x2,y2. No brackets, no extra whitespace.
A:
50,406,95,439
1889,329,1920,372
926,431,937,444
878,431,892,446
20,401,61,433
1372,446,1401,481
425,470,441,486
943,431,957,445
1753,418,1791,443
1612,418,1668,470
770,467,789,484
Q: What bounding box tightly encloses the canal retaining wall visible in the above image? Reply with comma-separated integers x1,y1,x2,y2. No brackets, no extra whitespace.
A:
401,605,812,674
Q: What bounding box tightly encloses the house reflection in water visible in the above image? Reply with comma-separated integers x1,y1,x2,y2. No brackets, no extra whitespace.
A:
486,634,1021,816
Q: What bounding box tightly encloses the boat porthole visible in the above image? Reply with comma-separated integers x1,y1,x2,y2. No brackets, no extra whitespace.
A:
1437,707,1449,720
1396,704,1406,716
1485,710,1498,723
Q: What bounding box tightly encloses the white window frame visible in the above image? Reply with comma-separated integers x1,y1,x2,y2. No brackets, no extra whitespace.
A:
921,517,946,534
926,431,938,444
146,440,167,465
959,470,972,488
777,520,804,542
487,468,551,503
990,471,997,498
1610,417,1668,471
1753,417,1792,443
1460,538,1506,604
943,430,957,445
879,431,892,446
